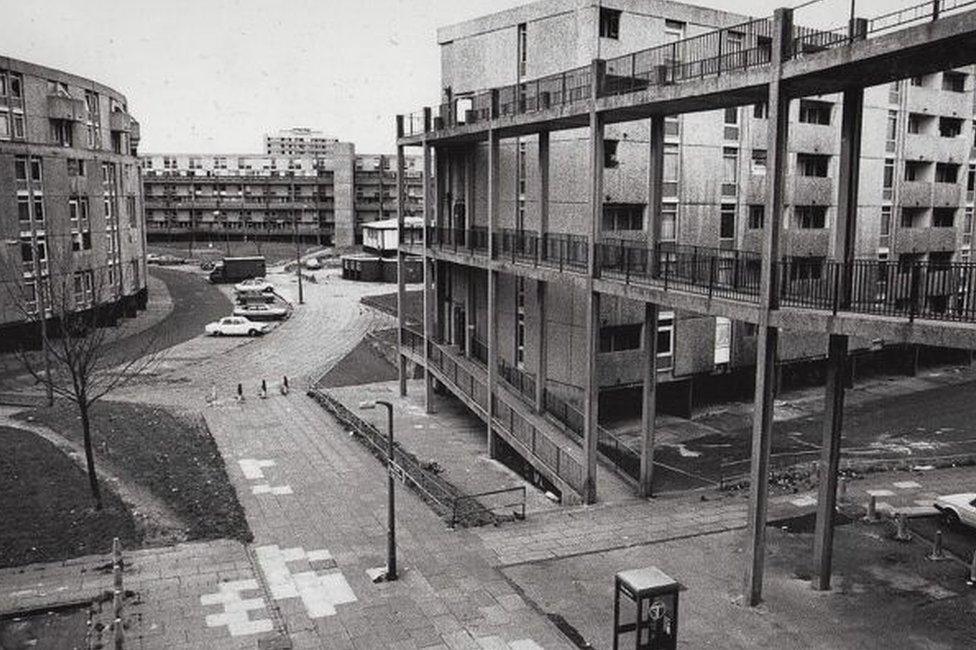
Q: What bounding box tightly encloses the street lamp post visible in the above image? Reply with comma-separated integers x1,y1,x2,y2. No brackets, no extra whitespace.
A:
359,399,397,580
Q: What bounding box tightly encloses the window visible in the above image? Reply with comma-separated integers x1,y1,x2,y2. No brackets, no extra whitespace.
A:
599,324,642,353
603,203,644,231
935,163,959,183
0,110,8,140
67,158,86,177
788,257,824,281
656,312,674,370
795,205,826,229
11,111,24,140
907,113,926,134
17,196,29,225
722,147,737,196
910,75,926,87
886,110,897,152
939,117,962,138
880,206,892,237
14,155,27,180
30,157,42,182
933,208,955,227
664,20,685,40
889,80,901,104
751,149,767,175
9,73,22,98
753,102,768,119
883,158,894,199
720,204,735,240
797,153,829,177
943,71,967,93
663,144,679,197
604,139,619,168
51,119,73,147
660,203,677,241
748,204,764,229
901,207,926,228
599,7,621,39
0,72,6,96
517,23,527,77
724,107,738,124
798,100,831,125
664,115,680,137
904,160,927,181
515,277,525,367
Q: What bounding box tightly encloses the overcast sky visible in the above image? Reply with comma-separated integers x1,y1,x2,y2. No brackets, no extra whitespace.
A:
1,0,917,154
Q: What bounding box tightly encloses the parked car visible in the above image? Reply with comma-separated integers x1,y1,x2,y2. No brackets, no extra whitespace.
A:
233,303,289,321
934,493,976,529
304,257,322,270
204,316,272,337
234,277,274,294
148,253,185,266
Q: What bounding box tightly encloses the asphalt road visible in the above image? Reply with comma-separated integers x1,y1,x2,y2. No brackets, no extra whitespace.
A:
106,266,232,363
653,376,976,491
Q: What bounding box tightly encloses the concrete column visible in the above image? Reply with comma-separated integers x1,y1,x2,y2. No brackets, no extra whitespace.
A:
539,131,550,238
534,280,547,413
812,333,848,590
812,81,863,591
646,116,665,269
581,102,605,505
583,290,600,504
422,134,435,414
395,120,408,397
486,128,500,456
743,6,792,609
639,302,659,497
465,266,475,357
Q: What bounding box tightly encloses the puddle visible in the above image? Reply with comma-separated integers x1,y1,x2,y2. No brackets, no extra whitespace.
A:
768,510,852,534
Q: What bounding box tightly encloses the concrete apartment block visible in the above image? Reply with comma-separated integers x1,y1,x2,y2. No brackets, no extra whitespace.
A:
0,55,147,339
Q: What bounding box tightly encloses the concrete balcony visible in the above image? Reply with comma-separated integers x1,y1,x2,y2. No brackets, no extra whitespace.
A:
894,226,957,253
784,228,830,257
791,176,833,206
109,110,132,132
900,180,933,206
905,85,971,118
744,175,766,203
932,182,962,207
790,123,836,155
47,95,86,121
903,134,944,161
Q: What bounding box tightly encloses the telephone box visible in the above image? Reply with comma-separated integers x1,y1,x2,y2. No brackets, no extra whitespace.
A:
612,566,683,650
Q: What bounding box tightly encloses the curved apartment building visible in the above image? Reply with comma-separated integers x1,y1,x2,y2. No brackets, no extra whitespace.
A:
0,55,147,341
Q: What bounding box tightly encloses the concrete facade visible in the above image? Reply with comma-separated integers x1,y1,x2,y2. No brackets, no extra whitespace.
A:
0,54,147,331
141,147,424,248
428,1,976,412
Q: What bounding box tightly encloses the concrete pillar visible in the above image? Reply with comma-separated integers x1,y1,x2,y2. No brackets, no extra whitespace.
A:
539,131,550,238
583,289,600,504
743,6,792,609
422,134,435,414
395,121,408,397
534,280,547,413
812,334,848,590
639,302,659,497
647,115,665,270
465,266,475,357
581,102,605,505
486,127,500,456
812,80,863,591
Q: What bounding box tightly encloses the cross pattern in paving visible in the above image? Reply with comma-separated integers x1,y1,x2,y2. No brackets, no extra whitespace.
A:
238,458,293,496
199,578,273,637
254,544,356,618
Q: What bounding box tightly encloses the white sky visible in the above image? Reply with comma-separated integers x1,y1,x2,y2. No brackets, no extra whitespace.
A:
0,0,921,154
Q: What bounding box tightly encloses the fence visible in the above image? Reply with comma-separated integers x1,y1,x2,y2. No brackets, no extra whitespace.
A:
498,358,537,403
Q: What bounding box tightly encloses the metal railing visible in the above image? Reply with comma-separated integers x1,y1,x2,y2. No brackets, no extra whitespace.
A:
790,24,851,57
471,335,488,367
449,486,526,528
498,358,537,403
868,0,976,35
779,259,976,323
603,16,775,96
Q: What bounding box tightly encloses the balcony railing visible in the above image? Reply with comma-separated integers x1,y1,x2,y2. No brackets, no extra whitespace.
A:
498,359,536,403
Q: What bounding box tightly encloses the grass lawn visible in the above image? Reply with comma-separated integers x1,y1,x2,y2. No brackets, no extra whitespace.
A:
15,400,251,548
148,240,328,266
361,290,422,324
0,426,141,568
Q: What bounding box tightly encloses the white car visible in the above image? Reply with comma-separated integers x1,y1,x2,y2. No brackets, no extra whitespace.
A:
934,493,976,528
234,277,274,294
205,316,272,337
304,257,322,270
232,303,289,321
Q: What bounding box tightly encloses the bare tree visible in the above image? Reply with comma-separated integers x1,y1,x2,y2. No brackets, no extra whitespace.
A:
5,250,162,510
